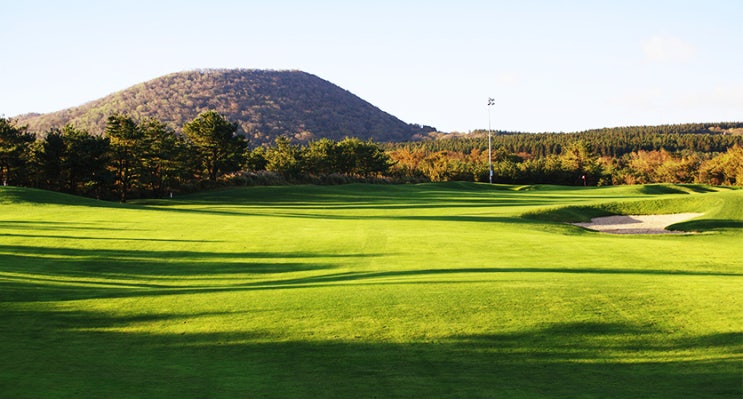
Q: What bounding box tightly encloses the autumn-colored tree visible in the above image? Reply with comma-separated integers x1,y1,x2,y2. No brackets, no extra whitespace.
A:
419,151,451,182
559,141,604,185
388,146,426,178
698,145,743,185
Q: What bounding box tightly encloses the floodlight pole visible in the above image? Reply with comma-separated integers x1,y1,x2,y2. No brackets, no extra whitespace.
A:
487,98,495,184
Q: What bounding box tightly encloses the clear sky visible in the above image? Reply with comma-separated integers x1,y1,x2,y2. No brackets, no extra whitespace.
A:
1,0,741,133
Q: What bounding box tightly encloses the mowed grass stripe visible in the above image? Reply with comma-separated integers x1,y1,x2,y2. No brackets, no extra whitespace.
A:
0,183,741,398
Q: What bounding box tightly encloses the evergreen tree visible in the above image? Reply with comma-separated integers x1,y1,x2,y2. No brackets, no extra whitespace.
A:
265,136,302,178
106,114,144,202
139,118,188,197
0,117,35,186
336,137,391,177
245,146,268,172
64,126,110,198
303,138,340,176
38,128,66,190
183,111,247,181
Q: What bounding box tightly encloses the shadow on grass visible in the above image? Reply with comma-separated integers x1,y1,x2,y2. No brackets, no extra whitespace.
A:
1,305,740,399
670,219,743,231
0,244,382,301
0,244,361,267
0,220,144,232
0,232,224,243
2,242,740,303
224,267,742,294
678,184,720,193
640,185,691,195
141,198,559,219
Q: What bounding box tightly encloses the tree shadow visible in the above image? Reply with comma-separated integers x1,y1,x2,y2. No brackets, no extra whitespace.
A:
260,265,739,287
1,305,739,398
0,244,388,301
679,184,720,193
671,219,743,231
0,220,141,232
640,185,691,195
0,232,223,243
141,198,559,219
3,243,739,302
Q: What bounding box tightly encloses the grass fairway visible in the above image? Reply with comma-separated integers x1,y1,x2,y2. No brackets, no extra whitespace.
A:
1,183,741,398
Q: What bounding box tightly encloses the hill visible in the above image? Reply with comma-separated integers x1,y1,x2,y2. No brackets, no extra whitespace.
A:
15,69,436,144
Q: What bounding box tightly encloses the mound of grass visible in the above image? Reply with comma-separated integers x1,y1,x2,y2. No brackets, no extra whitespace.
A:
670,189,743,231
0,186,110,206
1,183,741,398
523,184,741,231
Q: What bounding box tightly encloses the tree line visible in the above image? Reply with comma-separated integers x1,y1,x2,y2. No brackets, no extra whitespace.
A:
2,115,741,202
385,138,743,186
0,112,393,201
383,123,743,185
1,111,251,201
412,123,742,157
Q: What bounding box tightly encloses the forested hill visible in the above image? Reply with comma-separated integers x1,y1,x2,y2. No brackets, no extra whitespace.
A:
15,69,435,144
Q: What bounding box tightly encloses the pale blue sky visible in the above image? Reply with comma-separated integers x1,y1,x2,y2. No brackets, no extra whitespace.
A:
1,0,741,133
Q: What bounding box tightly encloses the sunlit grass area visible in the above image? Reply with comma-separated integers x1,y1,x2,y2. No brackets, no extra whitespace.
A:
1,183,741,398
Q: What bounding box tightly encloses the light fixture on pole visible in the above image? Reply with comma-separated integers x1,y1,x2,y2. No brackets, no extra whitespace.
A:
487,98,495,184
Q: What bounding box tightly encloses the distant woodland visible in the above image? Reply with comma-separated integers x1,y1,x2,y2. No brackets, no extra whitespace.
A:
1,113,741,201
386,123,743,186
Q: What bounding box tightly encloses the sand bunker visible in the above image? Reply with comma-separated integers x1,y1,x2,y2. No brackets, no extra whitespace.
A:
572,213,703,234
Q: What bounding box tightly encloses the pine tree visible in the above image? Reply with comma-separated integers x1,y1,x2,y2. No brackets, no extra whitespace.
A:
183,111,247,181
0,117,35,186
106,114,144,202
